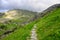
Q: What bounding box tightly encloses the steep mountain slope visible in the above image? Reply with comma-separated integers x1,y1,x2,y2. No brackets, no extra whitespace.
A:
0,9,37,39
36,4,60,40
39,4,60,17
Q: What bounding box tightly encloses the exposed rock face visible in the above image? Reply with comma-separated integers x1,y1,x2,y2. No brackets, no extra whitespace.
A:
5,10,18,19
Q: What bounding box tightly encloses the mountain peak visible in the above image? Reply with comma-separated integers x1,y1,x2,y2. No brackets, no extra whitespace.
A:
42,4,60,13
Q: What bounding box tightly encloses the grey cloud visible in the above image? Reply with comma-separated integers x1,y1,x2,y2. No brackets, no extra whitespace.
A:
0,0,60,12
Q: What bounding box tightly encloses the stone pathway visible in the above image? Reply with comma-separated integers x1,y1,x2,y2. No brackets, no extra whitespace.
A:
30,24,37,40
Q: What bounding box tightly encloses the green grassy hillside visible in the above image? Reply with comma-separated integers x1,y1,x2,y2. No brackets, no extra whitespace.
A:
36,8,60,40
1,21,37,40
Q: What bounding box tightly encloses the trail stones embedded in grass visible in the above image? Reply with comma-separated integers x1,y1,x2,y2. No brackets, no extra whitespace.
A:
30,24,37,40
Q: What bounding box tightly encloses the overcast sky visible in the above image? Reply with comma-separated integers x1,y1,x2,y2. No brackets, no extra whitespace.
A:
0,0,60,12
